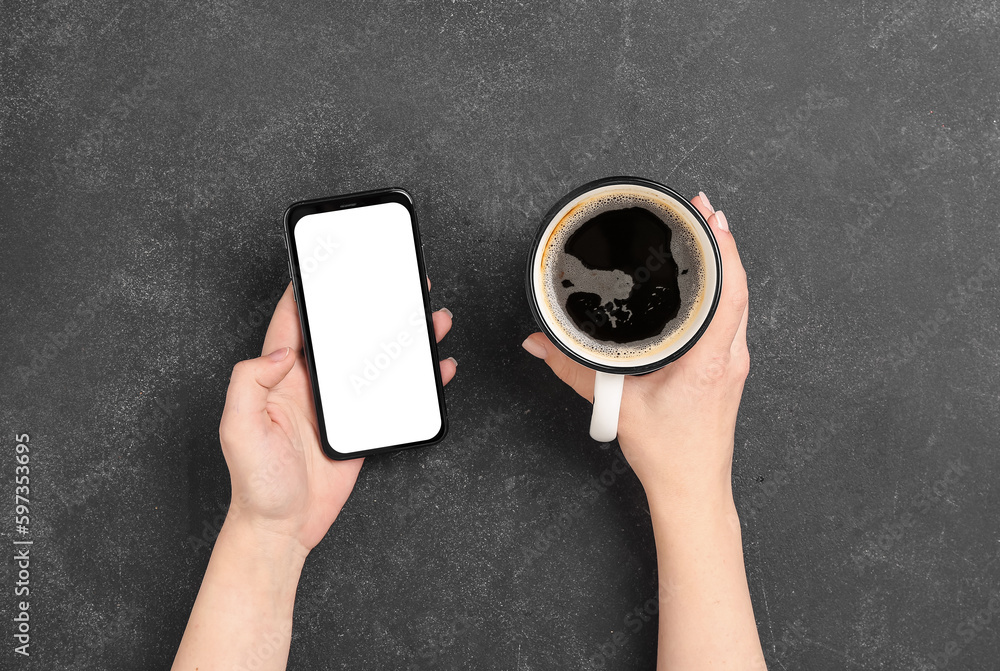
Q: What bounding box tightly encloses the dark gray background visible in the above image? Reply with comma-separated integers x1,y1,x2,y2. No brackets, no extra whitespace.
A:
2,0,998,669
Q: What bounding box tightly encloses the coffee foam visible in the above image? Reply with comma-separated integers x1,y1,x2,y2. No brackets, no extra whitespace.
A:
540,188,707,361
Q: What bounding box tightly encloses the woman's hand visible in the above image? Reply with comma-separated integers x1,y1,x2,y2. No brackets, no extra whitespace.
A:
174,281,456,671
522,191,748,506
523,192,763,670
220,281,457,556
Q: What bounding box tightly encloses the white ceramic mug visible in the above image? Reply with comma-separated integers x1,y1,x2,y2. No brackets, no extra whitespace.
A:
525,177,722,442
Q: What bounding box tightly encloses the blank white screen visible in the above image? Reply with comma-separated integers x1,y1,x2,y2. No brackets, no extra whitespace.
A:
294,202,442,453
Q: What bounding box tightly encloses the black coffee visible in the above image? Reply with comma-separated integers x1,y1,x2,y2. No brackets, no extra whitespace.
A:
541,188,705,361
562,206,681,343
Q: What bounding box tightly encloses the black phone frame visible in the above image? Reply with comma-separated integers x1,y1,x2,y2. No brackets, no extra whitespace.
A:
284,188,448,460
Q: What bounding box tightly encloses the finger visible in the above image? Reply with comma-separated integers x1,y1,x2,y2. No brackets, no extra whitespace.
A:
691,191,715,218
223,348,297,422
732,301,749,355
521,333,596,402
427,276,431,291
261,283,303,355
439,357,457,385
697,210,748,354
432,308,453,343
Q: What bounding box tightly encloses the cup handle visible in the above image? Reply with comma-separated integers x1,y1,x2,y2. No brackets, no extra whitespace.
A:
590,371,624,442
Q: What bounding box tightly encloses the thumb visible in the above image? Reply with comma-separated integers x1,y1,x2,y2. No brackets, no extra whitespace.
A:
522,333,596,402
222,347,297,421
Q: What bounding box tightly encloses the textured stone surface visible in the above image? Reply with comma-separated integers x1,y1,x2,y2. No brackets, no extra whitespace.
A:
1,0,999,669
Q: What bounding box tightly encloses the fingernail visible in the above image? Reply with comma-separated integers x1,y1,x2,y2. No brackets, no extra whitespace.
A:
268,347,290,361
446,356,458,367
699,191,714,212
521,337,547,359
715,210,729,232
440,307,453,319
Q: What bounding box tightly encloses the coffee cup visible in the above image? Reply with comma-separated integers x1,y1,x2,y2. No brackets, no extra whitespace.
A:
525,176,722,441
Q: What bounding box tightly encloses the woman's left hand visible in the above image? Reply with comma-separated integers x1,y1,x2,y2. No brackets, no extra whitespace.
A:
219,281,456,556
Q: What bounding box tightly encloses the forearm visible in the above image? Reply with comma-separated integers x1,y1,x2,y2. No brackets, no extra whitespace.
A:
172,514,306,671
647,480,765,670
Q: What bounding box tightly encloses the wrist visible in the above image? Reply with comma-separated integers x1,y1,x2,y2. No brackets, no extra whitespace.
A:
174,511,304,668
226,491,314,556
644,475,736,526
618,434,736,517
216,513,308,594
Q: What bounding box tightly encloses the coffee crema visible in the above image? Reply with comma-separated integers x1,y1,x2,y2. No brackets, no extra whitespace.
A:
540,188,707,362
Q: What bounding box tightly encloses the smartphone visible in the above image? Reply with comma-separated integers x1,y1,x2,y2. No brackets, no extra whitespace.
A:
283,188,447,459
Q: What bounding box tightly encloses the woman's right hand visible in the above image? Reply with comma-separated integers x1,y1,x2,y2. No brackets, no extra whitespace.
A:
521,192,749,507
528,193,765,671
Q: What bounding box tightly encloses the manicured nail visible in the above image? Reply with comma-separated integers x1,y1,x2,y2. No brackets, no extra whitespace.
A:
521,337,547,359
715,210,729,232
268,347,290,361
440,307,453,319
699,191,714,212
446,356,458,367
